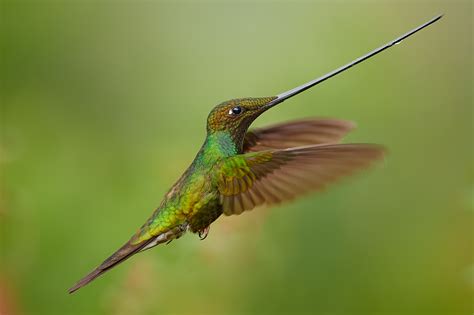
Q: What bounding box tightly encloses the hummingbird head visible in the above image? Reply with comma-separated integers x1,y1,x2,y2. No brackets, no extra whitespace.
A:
206,97,277,135
204,14,444,146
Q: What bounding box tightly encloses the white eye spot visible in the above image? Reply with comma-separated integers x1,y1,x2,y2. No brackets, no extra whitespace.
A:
228,106,242,116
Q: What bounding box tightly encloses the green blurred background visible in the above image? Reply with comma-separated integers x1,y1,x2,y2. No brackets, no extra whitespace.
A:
1,1,472,314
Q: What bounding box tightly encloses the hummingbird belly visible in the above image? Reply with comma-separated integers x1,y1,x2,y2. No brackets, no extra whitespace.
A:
187,195,222,233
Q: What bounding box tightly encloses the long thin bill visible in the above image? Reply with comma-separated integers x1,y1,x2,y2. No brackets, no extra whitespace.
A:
267,14,443,107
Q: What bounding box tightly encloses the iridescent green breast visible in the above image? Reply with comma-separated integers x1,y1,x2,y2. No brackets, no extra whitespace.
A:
131,132,236,244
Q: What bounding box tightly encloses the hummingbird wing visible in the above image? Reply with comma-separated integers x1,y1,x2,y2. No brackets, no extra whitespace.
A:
216,143,385,215
243,119,355,152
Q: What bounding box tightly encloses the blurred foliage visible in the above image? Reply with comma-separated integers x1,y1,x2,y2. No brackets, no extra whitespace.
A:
1,1,472,315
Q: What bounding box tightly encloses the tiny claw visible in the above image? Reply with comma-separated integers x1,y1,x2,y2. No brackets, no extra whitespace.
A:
198,226,210,240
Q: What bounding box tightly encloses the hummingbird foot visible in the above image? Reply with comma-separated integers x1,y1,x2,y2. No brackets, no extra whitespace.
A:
198,226,210,240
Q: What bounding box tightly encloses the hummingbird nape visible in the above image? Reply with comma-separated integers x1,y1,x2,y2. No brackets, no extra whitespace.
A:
68,14,442,293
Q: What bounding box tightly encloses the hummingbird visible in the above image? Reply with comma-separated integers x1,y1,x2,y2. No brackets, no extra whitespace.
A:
69,15,442,293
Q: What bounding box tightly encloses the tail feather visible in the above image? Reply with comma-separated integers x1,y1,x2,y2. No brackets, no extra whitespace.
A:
69,224,188,293
68,239,150,294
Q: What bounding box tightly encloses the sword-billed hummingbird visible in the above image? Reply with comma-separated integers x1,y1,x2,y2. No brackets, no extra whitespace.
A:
69,15,442,293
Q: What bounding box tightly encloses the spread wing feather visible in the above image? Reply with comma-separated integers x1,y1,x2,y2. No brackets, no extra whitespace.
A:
217,144,385,215
243,119,355,152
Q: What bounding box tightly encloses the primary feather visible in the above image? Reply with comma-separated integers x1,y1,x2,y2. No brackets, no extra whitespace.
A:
217,143,385,215
243,118,356,152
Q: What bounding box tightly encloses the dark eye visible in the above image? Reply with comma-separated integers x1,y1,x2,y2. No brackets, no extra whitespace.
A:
228,106,243,116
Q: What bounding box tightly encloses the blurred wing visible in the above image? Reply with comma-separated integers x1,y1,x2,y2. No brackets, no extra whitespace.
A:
243,119,355,152
217,144,385,215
